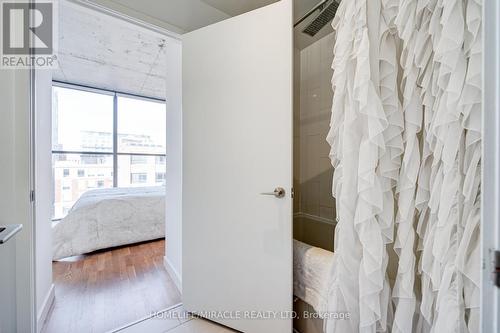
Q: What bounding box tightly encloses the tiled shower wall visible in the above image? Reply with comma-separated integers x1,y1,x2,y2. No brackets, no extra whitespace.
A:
294,33,336,223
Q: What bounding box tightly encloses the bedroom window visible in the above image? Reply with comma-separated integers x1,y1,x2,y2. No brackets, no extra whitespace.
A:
52,82,166,219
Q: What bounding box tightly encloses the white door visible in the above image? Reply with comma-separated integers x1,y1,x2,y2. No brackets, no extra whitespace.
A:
182,1,293,332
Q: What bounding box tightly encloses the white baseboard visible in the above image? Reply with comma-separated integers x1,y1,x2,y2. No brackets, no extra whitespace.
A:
37,283,55,332
163,257,182,293
294,212,336,225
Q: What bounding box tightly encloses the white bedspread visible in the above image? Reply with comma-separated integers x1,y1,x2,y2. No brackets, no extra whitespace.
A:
293,239,335,314
52,186,165,260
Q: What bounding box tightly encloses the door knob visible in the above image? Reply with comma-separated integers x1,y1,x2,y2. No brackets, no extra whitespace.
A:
260,187,286,198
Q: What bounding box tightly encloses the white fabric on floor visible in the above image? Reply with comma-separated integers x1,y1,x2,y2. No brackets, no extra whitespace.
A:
325,0,481,332
293,239,335,314
52,186,165,260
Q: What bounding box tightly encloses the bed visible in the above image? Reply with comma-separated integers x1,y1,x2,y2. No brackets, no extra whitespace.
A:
293,239,335,333
52,186,165,260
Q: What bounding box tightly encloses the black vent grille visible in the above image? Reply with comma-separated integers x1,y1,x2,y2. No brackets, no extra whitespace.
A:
302,1,339,37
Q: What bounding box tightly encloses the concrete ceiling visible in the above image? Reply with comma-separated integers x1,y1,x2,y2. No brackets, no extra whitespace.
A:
89,0,333,48
53,0,334,99
54,1,168,99
89,0,231,33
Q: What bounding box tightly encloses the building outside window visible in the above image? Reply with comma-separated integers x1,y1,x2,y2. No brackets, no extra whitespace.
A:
130,155,148,164
52,84,166,219
131,173,148,184
156,172,166,183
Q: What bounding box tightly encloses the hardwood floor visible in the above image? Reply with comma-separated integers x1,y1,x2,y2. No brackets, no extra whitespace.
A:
42,239,181,333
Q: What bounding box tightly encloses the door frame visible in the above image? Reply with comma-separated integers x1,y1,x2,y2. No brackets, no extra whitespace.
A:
0,10,37,331
481,0,500,331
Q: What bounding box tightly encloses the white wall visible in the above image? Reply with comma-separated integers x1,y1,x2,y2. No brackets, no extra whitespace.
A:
292,35,336,252
0,69,36,332
35,69,55,330
295,33,335,222
164,39,183,291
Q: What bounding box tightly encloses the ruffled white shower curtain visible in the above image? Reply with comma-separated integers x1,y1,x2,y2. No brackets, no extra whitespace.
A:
325,0,481,332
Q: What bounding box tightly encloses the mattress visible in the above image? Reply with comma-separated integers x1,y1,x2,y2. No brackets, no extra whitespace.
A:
293,239,335,314
52,186,165,260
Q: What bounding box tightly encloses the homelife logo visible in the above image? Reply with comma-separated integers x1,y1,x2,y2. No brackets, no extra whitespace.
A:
1,0,58,68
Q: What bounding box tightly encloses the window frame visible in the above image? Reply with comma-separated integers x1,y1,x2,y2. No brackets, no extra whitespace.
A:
51,81,166,219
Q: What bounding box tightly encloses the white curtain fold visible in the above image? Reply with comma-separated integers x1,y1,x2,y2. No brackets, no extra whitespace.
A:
325,0,482,332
